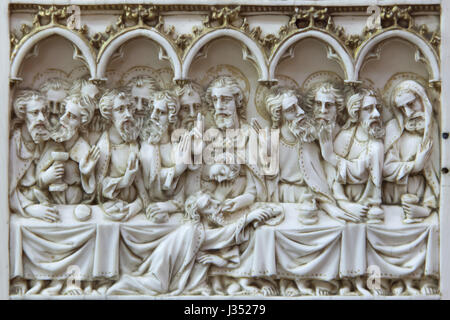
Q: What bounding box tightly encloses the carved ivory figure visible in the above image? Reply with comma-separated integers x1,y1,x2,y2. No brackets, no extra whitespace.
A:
176,81,205,131
306,82,364,223
265,88,351,224
107,191,278,296
319,88,385,224
40,78,70,129
46,93,99,205
9,90,57,222
96,89,144,221
69,79,104,145
383,80,440,223
139,90,190,222
127,76,159,131
205,76,267,204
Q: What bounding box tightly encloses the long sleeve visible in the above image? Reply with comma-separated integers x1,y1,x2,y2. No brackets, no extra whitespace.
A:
383,143,414,184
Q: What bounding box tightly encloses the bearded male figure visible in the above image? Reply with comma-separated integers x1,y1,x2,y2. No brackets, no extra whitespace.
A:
205,76,267,208
383,80,440,295
320,88,385,224
9,90,58,222
9,90,61,295
40,78,70,128
176,81,205,131
139,90,188,222
127,76,158,135
96,89,144,221
264,88,347,296
46,93,99,205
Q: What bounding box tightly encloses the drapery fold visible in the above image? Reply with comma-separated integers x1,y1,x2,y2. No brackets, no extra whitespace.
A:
10,205,439,285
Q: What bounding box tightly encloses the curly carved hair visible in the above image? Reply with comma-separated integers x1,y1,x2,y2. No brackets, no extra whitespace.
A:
266,88,301,129
40,78,71,95
64,93,95,130
99,88,133,120
343,88,381,129
126,76,159,96
13,89,47,120
151,90,180,125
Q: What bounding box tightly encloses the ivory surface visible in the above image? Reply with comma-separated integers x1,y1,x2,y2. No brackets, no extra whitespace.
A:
3,0,449,299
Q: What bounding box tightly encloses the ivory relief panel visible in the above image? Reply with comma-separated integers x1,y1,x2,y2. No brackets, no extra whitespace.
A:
7,2,442,298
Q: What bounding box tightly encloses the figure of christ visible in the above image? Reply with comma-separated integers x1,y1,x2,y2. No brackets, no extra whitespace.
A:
205,75,267,203
383,80,440,295
263,88,346,296
106,191,278,296
96,88,145,221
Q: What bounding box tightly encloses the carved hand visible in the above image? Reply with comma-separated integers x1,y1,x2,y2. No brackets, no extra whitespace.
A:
246,207,275,225
40,162,65,186
121,152,139,187
403,203,431,219
25,204,59,223
174,132,190,174
104,202,129,221
146,201,177,220
196,252,227,267
79,145,100,175
413,140,433,172
318,128,338,166
222,195,252,213
190,113,204,156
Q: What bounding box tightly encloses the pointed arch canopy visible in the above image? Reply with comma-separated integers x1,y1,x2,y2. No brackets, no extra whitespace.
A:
10,26,97,82
269,29,355,82
182,28,269,81
355,29,440,83
97,28,182,81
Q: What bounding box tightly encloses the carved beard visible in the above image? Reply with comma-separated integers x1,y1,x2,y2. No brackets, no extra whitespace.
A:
405,113,425,133
28,120,51,143
119,119,139,143
287,117,315,143
52,123,77,143
316,119,334,136
144,119,169,144
362,118,385,139
181,116,196,131
214,112,234,130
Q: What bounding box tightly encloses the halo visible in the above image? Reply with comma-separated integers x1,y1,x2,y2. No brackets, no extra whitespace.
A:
119,66,173,90
383,72,429,108
104,70,121,89
31,68,69,90
302,71,344,93
68,66,90,82
254,74,299,121
197,64,251,103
